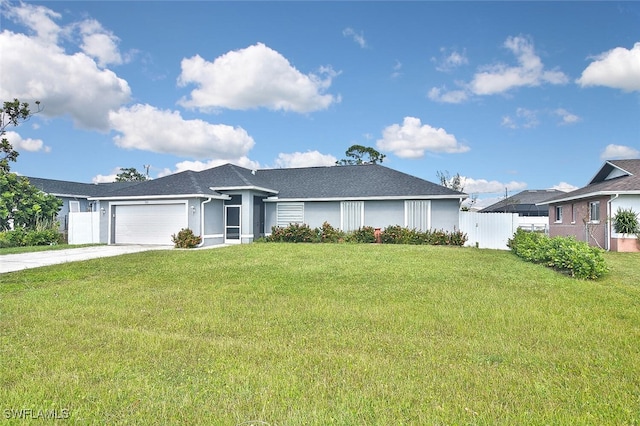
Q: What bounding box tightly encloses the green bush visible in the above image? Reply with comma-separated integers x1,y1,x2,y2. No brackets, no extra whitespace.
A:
265,223,467,247
508,229,608,280
380,225,415,244
317,221,346,243
24,228,63,246
0,222,63,248
266,223,316,243
171,228,202,248
346,226,377,243
380,225,468,246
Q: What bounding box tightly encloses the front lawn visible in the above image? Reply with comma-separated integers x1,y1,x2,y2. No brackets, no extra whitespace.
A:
1,244,639,424
0,243,103,255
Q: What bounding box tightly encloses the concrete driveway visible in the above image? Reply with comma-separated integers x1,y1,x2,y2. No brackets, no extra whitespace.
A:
0,245,172,274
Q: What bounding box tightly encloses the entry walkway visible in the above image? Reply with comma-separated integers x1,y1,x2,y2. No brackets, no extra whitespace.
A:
0,245,172,274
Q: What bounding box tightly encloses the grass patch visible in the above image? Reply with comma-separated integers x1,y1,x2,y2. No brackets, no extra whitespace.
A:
1,244,639,424
0,243,103,255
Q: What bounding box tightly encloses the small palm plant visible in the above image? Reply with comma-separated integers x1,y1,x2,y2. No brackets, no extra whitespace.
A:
612,207,639,235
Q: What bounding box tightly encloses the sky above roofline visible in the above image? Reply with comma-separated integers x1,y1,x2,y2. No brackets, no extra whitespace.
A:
1,1,639,209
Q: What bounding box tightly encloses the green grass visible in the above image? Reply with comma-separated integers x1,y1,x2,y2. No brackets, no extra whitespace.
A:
1,244,639,425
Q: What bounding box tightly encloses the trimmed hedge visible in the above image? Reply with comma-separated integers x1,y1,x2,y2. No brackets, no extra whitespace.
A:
0,227,64,248
507,229,608,280
263,222,468,247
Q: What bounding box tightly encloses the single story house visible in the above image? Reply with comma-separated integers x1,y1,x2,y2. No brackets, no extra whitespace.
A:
26,177,138,237
538,159,640,252
479,189,565,232
29,163,468,246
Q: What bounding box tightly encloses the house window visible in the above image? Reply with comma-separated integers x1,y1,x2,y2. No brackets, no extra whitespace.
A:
405,200,430,231
571,204,576,224
555,206,563,223
589,201,600,222
69,201,80,213
276,202,304,227
341,201,364,232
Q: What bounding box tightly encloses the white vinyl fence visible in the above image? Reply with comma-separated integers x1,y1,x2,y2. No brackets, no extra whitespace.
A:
459,211,519,250
68,212,101,245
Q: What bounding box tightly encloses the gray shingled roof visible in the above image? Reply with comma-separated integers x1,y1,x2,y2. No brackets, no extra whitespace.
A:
26,177,140,197
95,164,279,198
538,159,640,205
479,189,564,215
28,163,466,200
257,164,464,199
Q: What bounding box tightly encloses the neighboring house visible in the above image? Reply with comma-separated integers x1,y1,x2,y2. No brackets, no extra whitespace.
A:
479,189,565,231
538,159,640,252
29,163,468,246
26,177,138,237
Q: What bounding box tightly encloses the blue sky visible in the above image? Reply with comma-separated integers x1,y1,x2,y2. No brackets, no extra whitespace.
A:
1,1,639,208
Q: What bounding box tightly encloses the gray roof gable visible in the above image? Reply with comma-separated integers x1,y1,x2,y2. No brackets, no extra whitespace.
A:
539,159,640,205
480,189,564,215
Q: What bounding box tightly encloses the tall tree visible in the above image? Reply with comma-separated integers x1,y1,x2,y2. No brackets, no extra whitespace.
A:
0,172,62,231
1,98,40,173
436,170,465,192
336,144,386,165
115,167,147,182
0,99,61,231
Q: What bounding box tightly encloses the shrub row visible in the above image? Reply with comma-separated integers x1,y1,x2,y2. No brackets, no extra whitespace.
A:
379,225,468,246
263,222,467,246
0,227,64,248
507,228,608,280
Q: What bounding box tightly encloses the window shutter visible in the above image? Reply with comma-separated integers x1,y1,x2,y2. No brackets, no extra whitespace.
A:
341,201,364,232
405,200,430,231
276,203,304,227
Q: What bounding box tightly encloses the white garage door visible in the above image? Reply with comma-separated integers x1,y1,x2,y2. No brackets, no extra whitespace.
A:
114,204,186,245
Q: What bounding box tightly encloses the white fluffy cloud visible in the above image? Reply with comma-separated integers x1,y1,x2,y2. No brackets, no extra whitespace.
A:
551,182,578,192
577,42,640,92
109,104,255,160
600,144,640,160
273,150,337,168
462,177,528,195
376,117,470,158
554,108,580,125
178,43,340,113
427,87,468,104
77,19,125,67
501,108,539,129
471,36,568,95
343,27,367,49
4,2,62,45
430,36,568,102
92,167,122,183
153,157,261,179
3,131,50,153
432,47,468,72
0,3,131,130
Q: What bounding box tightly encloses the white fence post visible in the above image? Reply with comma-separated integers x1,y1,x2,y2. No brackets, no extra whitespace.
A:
68,212,101,245
459,211,519,250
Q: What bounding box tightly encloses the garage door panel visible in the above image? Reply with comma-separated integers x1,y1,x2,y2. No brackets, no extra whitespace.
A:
115,204,186,245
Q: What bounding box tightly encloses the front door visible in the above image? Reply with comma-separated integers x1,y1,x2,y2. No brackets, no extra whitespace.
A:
225,205,241,244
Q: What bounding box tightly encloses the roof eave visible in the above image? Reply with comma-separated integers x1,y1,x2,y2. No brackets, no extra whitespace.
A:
264,194,468,202
89,193,231,201
537,190,640,205
210,186,279,194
